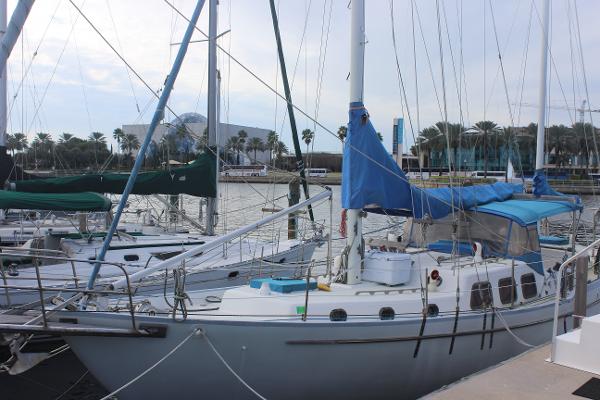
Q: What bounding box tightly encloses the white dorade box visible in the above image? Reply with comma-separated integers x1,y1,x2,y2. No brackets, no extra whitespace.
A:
362,250,412,286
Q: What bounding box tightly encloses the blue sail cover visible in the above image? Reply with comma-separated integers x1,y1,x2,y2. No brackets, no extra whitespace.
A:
533,169,582,209
341,102,523,219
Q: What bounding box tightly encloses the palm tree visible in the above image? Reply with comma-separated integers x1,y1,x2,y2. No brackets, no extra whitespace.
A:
274,140,288,165
472,121,501,178
113,128,124,167
121,133,140,167
237,130,248,144
59,133,74,144
246,137,264,163
266,130,278,164
548,124,575,168
32,132,53,168
6,134,17,157
89,131,106,167
226,136,244,165
302,129,314,155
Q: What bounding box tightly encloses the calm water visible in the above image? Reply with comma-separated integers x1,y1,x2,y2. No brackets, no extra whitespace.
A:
2,183,599,399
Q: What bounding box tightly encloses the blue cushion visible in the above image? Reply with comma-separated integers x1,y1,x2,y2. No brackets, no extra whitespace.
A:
250,277,316,293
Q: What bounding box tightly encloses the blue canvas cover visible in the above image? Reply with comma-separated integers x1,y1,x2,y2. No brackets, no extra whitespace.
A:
473,199,578,226
533,169,582,210
341,102,522,219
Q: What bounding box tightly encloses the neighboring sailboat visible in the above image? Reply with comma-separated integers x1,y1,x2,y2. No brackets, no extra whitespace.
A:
41,1,600,399
0,0,322,308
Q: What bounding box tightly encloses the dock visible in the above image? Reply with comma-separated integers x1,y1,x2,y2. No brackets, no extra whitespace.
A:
425,344,600,400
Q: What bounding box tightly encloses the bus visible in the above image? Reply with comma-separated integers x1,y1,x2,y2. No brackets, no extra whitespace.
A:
221,165,267,177
469,170,505,180
306,168,328,177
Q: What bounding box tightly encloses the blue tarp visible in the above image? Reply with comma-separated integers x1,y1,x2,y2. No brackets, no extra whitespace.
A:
533,169,583,210
341,102,522,219
473,199,578,226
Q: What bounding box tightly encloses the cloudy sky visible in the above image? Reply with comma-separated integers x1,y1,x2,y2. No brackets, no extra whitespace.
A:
5,0,600,153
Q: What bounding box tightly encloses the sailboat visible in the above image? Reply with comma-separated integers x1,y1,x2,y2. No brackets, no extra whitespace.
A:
0,0,322,308
4,0,600,398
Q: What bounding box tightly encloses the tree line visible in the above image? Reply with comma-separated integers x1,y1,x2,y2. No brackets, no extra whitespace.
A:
6,127,295,172
409,120,599,175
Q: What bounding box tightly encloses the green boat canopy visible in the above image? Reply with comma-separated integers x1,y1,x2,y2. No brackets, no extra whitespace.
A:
0,191,112,212
12,153,217,197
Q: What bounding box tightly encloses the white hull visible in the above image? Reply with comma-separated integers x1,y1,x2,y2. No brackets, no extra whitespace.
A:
62,279,600,400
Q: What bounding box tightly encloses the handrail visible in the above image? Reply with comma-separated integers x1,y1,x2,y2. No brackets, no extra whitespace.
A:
0,252,140,332
550,238,600,362
0,246,80,288
111,188,332,290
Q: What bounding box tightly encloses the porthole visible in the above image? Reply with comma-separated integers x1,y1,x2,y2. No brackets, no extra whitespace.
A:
329,308,347,322
379,307,395,320
498,277,517,305
124,254,139,262
228,271,239,278
427,304,439,317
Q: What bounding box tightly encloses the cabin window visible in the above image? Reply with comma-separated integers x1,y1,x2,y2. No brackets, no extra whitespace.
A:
521,273,538,299
124,254,139,262
379,307,395,320
498,277,517,305
470,281,493,310
330,309,347,322
227,271,239,278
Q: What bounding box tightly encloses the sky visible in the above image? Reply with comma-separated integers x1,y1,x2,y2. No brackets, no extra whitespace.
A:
5,0,600,153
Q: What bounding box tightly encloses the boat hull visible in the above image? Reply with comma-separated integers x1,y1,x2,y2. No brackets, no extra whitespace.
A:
64,280,600,400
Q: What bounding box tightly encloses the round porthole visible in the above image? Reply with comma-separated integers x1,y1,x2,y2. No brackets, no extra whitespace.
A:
228,271,239,278
379,307,395,320
427,304,439,317
329,308,347,322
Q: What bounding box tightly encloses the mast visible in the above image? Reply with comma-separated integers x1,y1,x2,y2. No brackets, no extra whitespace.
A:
535,0,550,171
205,0,218,235
268,0,314,222
346,0,365,285
85,0,206,291
0,0,6,149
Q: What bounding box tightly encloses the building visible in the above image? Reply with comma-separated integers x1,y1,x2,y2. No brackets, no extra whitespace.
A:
123,112,272,164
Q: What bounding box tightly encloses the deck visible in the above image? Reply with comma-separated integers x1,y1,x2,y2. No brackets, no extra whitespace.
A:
425,344,600,400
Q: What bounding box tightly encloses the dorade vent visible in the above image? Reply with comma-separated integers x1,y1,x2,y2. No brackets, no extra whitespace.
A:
379,307,395,320
330,309,347,322
470,281,493,310
498,277,517,305
124,254,140,262
521,273,538,299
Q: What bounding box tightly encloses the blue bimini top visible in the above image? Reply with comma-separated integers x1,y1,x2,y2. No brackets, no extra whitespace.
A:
472,199,579,226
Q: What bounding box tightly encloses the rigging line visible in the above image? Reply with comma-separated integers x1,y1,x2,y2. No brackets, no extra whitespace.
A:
276,0,313,140
105,0,141,113
515,1,533,128
440,0,466,129
435,0,454,183
488,0,515,126
482,0,523,116
412,0,444,120
573,0,600,167
26,0,86,135
68,0,182,128
8,0,62,117
71,22,94,133
310,0,333,169
530,1,579,127
161,0,562,248
99,328,199,400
